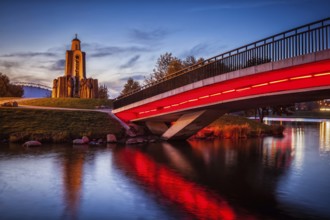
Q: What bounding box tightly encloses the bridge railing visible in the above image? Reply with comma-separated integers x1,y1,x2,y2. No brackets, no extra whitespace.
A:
114,17,330,109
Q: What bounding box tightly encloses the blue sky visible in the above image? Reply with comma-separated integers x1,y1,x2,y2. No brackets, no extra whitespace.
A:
0,0,329,97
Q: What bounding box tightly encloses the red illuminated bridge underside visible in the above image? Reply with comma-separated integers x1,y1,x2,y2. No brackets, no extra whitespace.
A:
115,60,330,123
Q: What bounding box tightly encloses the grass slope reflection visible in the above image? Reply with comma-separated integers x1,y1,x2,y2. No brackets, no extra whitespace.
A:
114,147,236,220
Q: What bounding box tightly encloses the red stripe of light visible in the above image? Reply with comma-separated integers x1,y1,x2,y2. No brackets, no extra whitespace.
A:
115,60,330,122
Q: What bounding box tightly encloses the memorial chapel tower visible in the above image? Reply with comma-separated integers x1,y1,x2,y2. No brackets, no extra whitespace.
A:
65,35,86,80
52,35,98,99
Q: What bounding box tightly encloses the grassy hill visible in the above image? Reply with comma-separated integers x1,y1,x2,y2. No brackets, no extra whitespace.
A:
0,98,285,143
0,108,122,143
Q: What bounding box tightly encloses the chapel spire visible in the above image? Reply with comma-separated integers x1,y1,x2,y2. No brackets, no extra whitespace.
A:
71,34,81,51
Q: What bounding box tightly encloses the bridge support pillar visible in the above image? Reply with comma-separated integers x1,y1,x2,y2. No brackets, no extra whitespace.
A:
145,121,169,135
161,109,225,140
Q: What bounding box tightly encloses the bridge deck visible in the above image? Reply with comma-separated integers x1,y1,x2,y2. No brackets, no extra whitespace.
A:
113,50,330,121
114,18,330,109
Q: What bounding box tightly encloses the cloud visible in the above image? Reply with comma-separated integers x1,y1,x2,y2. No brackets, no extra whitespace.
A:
182,43,209,57
89,45,151,58
189,0,290,12
9,72,53,86
100,73,147,98
181,42,228,58
119,55,140,69
50,59,65,71
100,79,123,98
0,52,58,58
119,74,146,82
0,60,19,69
129,28,170,43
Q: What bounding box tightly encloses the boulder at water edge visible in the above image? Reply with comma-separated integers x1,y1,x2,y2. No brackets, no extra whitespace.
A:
107,134,117,143
73,139,85,144
23,140,42,147
126,137,147,145
82,136,89,144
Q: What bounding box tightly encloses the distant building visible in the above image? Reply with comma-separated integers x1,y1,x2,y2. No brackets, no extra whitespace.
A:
318,99,330,111
23,86,51,98
52,35,98,98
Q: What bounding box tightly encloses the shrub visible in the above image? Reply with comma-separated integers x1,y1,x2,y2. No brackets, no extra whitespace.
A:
9,132,30,143
52,132,71,143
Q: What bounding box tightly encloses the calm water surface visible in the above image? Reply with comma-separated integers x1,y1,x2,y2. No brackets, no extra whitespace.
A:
1,120,330,219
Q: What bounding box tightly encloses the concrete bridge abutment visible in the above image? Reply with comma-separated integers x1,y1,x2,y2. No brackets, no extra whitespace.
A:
145,109,225,140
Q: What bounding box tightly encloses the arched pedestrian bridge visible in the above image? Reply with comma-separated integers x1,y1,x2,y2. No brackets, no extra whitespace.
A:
12,82,52,91
113,18,330,140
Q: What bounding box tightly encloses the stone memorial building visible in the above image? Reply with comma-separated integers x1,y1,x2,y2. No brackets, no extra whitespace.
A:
52,35,98,98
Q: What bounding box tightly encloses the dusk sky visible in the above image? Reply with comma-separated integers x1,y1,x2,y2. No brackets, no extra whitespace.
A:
1,0,329,97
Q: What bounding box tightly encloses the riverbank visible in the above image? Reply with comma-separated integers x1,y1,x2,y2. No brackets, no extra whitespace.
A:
192,114,284,139
1,106,284,144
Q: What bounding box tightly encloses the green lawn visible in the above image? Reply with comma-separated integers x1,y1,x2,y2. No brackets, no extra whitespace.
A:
19,98,113,109
0,108,122,143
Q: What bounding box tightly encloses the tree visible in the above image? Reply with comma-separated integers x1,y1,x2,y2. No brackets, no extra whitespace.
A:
0,73,10,97
144,53,204,84
154,52,175,76
167,58,184,75
144,52,176,84
98,84,109,99
8,84,24,97
0,72,24,97
244,57,271,68
256,104,295,123
182,56,204,67
120,77,141,96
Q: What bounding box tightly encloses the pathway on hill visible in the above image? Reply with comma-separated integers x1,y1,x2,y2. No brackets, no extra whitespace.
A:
0,97,130,130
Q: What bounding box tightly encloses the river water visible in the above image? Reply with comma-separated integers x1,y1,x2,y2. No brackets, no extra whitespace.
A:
0,120,330,220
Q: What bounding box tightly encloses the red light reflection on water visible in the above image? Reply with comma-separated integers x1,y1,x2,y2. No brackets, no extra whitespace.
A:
262,123,294,169
116,148,237,220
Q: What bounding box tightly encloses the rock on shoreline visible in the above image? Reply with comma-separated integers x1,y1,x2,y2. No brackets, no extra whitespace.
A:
23,140,42,147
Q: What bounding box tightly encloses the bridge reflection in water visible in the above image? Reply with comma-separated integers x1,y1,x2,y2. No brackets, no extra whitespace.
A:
112,135,298,219
114,146,237,220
